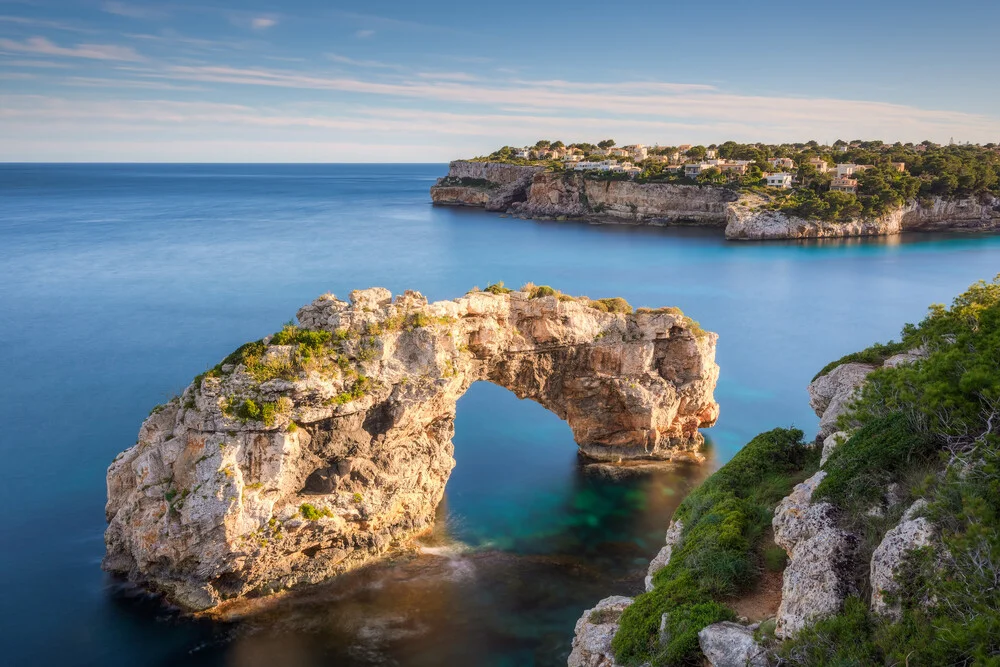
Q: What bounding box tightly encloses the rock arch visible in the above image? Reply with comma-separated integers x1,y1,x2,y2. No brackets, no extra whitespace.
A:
104,287,719,611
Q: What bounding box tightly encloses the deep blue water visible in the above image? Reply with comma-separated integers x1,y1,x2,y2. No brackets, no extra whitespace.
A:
2,163,999,666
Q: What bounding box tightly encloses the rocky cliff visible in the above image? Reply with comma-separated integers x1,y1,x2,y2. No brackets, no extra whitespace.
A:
429,160,543,210
431,163,1000,241
104,287,719,613
510,172,737,225
726,194,1000,241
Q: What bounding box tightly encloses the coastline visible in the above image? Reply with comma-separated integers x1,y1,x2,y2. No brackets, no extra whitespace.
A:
431,160,1000,241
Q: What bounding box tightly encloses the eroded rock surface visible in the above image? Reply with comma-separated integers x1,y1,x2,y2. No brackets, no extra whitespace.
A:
104,288,720,611
429,160,543,210
698,621,768,667
772,471,858,638
807,363,876,440
567,596,633,667
870,503,935,619
645,519,683,592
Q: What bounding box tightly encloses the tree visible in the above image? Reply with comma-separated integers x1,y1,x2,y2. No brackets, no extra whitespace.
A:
551,140,565,149
597,139,617,149
686,145,707,160
534,140,551,149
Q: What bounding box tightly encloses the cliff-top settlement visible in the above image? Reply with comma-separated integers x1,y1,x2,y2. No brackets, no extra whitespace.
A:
431,139,1000,240
103,284,719,613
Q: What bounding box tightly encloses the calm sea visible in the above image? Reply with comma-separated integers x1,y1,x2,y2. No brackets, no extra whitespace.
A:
2,163,998,666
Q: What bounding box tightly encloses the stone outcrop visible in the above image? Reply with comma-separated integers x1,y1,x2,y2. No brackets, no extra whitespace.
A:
698,621,768,667
870,502,935,619
104,287,720,612
725,195,1000,241
808,347,927,440
820,430,850,466
807,363,877,440
644,518,683,592
430,160,544,210
567,596,633,667
772,471,859,638
510,172,738,225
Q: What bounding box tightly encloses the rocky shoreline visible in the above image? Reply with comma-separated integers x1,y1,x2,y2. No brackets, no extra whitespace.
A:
431,160,1000,241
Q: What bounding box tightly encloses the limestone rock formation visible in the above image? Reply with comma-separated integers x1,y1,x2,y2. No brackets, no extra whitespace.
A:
511,172,737,224
820,430,850,466
645,519,683,592
430,161,543,210
807,363,877,440
809,348,928,440
104,287,720,612
567,596,634,667
698,621,768,667
870,503,935,619
772,471,858,638
725,195,1000,241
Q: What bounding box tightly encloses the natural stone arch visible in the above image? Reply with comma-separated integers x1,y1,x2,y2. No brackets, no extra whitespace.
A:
104,287,719,612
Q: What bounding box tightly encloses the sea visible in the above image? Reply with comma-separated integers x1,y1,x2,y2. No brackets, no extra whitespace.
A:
2,163,998,666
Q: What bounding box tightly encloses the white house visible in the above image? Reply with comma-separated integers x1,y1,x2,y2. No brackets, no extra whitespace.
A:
684,162,711,178
835,163,858,177
768,157,796,169
830,176,858,193
705,148,718,159
808,158,830,173
766,173,793,189
515,148,531,159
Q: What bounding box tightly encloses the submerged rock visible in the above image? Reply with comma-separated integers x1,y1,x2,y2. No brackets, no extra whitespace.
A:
567,596,633,667
104,287,720,612
698,621,768,667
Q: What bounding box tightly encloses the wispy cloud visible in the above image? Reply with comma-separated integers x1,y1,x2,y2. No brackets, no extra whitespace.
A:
101,2,168,20
326,52,400,69
0,14,97,33
355,29,374,38
251,17,277,30
0,36,145,61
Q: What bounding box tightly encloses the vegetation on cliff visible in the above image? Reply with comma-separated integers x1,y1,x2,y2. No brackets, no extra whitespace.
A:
779,275,1000,664
612,428,819,665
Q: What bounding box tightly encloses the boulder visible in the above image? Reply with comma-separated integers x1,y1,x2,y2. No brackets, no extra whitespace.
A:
567,596,633,667
698,621,768,667
807,363,876,439
870,502,935,619
773,472,858,638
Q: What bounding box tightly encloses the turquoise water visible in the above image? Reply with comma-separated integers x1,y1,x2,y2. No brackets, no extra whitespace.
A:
1,163,999,666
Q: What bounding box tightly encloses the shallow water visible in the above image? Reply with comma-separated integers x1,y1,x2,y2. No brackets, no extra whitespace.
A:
1,163,999,666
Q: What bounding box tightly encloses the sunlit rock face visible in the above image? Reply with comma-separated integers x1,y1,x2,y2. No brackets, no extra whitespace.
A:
104,287,719,612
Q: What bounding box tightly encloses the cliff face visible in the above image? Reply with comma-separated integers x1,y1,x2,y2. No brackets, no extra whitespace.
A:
431,163,1000,241
726,194,1000,241
429,160,543,210
511,172,738,224
104,287,719,612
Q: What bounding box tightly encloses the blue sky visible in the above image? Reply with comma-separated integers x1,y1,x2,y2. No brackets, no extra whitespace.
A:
1,0,998,161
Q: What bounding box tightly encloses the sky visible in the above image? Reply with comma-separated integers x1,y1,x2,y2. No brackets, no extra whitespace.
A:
1,0,998,162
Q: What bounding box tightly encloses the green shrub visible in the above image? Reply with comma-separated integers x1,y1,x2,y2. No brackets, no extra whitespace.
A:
777,597,880,666
529,284,557,299
299,503,333,520
812,340,909,381
589,297,633,314
764,546,787,572
612,428,817,665
483,281,512,295
814,413,934,510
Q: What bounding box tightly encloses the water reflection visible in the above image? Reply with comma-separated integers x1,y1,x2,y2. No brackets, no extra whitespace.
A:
212,459,706,667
